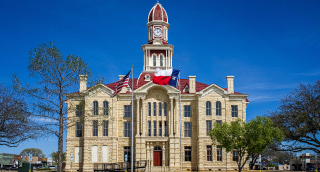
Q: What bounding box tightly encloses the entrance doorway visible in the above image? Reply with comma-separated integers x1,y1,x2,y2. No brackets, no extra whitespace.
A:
153,146,162,166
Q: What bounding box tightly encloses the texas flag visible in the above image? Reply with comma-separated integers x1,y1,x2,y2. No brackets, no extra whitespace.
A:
153,68,180,87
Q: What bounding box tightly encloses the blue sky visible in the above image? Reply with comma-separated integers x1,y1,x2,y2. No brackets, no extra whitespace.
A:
0,0,319,157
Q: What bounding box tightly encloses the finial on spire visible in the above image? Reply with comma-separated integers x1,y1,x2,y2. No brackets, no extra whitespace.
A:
157,0,159,4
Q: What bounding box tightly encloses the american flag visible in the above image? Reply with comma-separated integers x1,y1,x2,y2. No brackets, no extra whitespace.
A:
113,70,131,97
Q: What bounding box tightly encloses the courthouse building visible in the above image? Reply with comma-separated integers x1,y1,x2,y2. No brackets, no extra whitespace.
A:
65,3,249,172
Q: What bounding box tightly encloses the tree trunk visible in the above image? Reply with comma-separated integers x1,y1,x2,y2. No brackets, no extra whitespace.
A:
57,112,63,172
57,88,64,172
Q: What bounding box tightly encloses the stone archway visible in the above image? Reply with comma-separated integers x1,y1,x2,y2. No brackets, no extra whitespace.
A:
153,146,162,166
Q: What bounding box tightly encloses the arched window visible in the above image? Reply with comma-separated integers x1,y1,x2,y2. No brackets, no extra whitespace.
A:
216,101,221,116
93,101,98,115
206,101,211,116
164,103,167,116
153,102,157,116
148,102,151,116
159,102,162,116
153,55,156,66
103,101,108,116
160,55,163,66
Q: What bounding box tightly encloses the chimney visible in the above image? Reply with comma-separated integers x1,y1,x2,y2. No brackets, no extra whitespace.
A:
119,75,127,93
79,75,87,93
119,75,125,80
226,76,234,93
189,76,196,93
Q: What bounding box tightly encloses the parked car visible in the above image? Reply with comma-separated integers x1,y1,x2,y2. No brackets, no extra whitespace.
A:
307,166,317,171
48,166,56,170
6,166,18,171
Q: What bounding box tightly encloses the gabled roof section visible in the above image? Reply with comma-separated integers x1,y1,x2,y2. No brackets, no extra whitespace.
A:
68,72,248,102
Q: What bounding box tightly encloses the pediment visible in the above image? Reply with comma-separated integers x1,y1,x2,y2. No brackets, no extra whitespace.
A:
134,81,179,94
199,83,229,98
84,83,114,97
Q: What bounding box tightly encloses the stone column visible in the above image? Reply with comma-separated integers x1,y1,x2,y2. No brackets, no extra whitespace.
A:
170,98,173,136
162,103,164,137
175,97,179,135
136,97,140,136
162,142,165,167
142,97,145,136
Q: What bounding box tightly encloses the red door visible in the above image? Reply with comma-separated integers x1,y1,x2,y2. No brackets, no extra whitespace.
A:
153,146,162,166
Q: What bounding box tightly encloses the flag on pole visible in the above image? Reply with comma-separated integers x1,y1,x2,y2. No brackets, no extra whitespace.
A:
153,67,180,87
113,70,131,97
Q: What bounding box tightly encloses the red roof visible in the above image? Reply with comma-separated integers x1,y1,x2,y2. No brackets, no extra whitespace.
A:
148,3,168,23
70,72,249,102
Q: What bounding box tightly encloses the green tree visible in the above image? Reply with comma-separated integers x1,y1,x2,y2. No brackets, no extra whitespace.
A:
209,116,283,172
20,148,45,157
51,151,66,165
12,42,92,172
270,80,320,154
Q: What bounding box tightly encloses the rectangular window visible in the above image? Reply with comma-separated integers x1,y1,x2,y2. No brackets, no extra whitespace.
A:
207,146,212,161
164,121,167,136
233,150,238,161
124,146,131,162
153,102,157,116
148,102,151,116
93,120,98,136
185,146,191,162
184,122,191,137
164,103,167,116
153,121,157,136
76,122,83,137
103,120,108,136
124,105,131,117
124,122,131,137
232,105,238,117
148,121,151,137
206,120,212,136
159,103,162,116
217,147,222,161
216,120,222,125
92,146,98,162
76,105,83,116
75,147,82,163
102,146,108,162
159,121,162,137
93,101,98,115
103,101,109,116
216,101,221,116
184,105,191,117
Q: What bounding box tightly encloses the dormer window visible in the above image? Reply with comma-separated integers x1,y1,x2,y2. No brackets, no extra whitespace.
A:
145,74,151,81
183,84,189,93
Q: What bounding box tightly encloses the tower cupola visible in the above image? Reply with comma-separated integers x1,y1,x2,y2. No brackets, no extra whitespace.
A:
147,3,169,45
148,3,168,23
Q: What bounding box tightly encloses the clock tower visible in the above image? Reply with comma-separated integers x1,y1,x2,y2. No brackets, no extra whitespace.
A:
142,2,174,72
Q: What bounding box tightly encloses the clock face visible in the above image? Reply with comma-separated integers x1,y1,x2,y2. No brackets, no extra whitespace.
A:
153,28,162,37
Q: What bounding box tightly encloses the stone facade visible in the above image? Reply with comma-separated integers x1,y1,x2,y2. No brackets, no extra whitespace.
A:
65,3,249,172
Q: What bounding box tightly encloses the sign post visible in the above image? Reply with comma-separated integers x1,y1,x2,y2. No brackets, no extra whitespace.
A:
125,154,128,172
259,154,261,172
71,154,73,172
316,155,318,172
29,154,32,172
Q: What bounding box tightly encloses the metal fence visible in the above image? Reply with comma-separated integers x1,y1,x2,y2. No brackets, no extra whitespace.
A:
94,160,147,172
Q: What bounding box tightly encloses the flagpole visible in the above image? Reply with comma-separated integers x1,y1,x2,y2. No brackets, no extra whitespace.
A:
131,65,134,172
179,66,182,172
